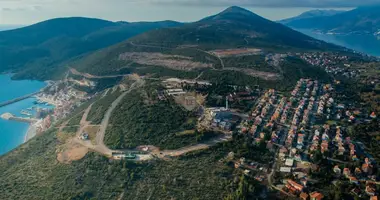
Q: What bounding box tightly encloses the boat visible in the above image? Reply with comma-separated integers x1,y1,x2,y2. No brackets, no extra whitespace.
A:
21,110,32,116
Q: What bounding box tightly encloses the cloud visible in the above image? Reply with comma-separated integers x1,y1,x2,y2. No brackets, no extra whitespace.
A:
1,0,379,9
148,0,380,8
1,5,42,12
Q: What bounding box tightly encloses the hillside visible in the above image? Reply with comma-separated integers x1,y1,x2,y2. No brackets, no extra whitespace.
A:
0,17,182,80
71,6,336,90
279,9,344,24
130,6,337,50
283,6,380,35
0,128,231,200
0,81,273,199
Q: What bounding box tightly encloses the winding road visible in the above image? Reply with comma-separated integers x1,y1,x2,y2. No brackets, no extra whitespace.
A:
70,68,129,79
95,79,145,156
70,78,232,161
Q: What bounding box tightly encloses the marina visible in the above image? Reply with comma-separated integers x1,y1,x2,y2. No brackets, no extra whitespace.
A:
1,113,38,124
0,74,49,155
0,91,41,108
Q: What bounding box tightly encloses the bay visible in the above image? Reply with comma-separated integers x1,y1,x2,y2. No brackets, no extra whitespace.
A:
0,74,47,155
297,29,380,57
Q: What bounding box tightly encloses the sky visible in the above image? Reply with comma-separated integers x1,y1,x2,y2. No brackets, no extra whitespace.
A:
0,0,379,25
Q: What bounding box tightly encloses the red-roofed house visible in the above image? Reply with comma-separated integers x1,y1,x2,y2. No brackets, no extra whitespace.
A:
300,192,309,200
310,191,324,200
366,185,376,196
343,168,351,177
349,176,359,184
287,180,304,191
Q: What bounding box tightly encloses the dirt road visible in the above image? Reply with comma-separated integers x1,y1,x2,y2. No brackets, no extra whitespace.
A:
157,134,231,157
130,42,223,70
70,78,232,161
69,68,128,79
95,79,146,156
72,79,146,158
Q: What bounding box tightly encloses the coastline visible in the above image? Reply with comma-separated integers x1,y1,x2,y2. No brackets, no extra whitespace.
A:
24,122,37,142
0,74,50,155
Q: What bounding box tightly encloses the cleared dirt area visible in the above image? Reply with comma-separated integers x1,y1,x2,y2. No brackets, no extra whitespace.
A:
173,92,205,111
175,129,196,136
57,139,88,164
118,52,213,71
210,48,262,58
223,68,281,80
84,126,100,145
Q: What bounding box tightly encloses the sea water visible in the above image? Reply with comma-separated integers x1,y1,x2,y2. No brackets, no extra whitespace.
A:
0,74,47,155
297,29,380,57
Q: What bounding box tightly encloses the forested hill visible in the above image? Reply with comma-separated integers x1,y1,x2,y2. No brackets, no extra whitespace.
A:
130,6,338,50
0,17,182,80
69,6,337,89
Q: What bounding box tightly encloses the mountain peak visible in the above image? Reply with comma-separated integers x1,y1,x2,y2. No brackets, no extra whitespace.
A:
199,5,262,22
221,6,255,15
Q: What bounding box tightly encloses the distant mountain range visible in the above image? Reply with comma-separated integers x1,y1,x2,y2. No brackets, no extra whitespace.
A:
281,6,380,35
0,25,24,31
279,9,345,24
0,18,182,80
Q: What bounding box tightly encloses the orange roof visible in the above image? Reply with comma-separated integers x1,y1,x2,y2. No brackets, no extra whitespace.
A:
310,191,324,199
366,185,376,193
349,176,358,181
287,180,304,191
300,192,309,199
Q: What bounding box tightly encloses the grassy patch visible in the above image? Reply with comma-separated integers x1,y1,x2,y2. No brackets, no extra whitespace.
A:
175,129,196,136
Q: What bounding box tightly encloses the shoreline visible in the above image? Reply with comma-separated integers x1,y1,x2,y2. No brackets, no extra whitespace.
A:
24,122,36,143
24,119,43,143
0,74,50,154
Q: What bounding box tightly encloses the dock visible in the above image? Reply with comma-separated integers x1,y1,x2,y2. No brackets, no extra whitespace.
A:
0,91,41,108
1,113,38,124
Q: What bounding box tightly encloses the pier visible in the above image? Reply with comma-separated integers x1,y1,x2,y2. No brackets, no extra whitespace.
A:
0,91,41,108
1,113,38,124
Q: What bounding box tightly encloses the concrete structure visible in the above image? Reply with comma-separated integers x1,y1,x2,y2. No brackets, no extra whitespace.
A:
285,158,295,167
1,113,38,123
280,167,292,173
0,91,41,108
166,89,186,96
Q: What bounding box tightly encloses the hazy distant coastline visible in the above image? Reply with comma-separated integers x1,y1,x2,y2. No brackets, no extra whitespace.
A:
0,25,24,31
